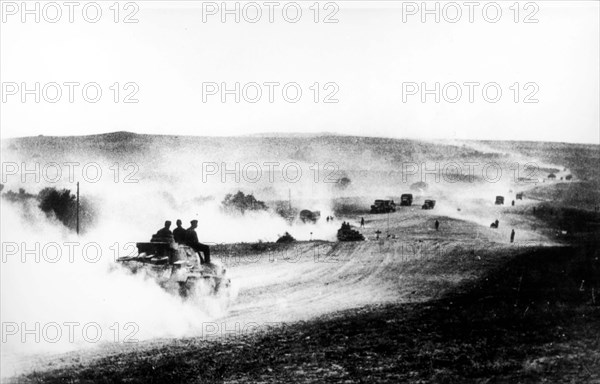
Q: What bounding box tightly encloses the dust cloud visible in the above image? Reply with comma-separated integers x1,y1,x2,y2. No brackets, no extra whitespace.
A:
0,137,563,378
0,173,340,376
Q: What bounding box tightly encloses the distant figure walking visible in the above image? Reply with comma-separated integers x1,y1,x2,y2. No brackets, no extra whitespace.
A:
360,217,365,227
326,216,330,223
435,220,440,231
510,229,515,243
512,200,515,206
173,219,186,244
186,220,210,264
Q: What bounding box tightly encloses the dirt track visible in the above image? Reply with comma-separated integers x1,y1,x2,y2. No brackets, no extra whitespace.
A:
3,137,600,383
7,175,600,383
217,194,564,328
9,238,599,383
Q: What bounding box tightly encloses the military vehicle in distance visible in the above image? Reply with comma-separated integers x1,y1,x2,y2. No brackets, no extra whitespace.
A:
400,194,413,206
117,242,231,301
371,200,396,213
337,222,365,242
299,209,321,223
422,199,436,210
516,192,524,200
495,196,505,205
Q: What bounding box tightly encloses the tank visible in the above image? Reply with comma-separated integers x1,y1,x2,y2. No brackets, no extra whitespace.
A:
495,196,505,205
117,242,231,301
337,222,365,242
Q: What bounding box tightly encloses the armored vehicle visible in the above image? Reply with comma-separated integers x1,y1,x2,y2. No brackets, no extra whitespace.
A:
117,242,231,301
337,222,365,242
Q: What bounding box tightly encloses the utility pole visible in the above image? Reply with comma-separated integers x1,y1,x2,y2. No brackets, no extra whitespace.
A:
387,210,390,235
76,182,80,236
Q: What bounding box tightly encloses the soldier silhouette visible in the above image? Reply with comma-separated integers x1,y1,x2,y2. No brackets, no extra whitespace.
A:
151,221,173,242
173,219,186,244
186,220,211,264
156,221,172,236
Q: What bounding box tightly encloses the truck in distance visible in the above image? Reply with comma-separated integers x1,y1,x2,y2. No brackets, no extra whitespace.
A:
371,199,396,213
400,194,413,206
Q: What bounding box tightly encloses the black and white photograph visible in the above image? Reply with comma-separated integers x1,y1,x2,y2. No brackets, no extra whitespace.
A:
1,1,599,382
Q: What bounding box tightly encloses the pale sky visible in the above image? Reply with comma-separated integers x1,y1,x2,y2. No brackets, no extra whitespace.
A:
1,1,599,143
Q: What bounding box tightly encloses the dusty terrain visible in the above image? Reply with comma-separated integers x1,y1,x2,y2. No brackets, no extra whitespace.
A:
1,134,598,383
8,209,600,383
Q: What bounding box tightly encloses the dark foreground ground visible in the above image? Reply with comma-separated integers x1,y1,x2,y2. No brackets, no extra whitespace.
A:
15,239,600,384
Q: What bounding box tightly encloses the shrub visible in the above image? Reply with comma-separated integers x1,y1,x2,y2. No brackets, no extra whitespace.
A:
37,187,95,232
276,232,296,243
38,188,78,228
222,191,268,214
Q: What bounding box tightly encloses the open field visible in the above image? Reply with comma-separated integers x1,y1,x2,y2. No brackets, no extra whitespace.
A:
8,232,600,383
1,134,599,383
15,246,600,383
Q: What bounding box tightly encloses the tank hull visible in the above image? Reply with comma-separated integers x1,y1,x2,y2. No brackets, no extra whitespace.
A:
117,243,231,300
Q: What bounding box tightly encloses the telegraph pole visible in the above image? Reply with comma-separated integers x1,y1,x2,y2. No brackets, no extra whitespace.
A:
387,210,390,234
76,182,80,235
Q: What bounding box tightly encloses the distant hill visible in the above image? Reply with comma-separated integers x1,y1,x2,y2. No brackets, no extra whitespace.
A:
4,131,595,171
2,131,514,165
2,132,598,202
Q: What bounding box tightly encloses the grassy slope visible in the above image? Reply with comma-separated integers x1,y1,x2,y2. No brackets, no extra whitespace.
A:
0,133,531,187
13,242,599,384
4,135,599,383
10,197,600,383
